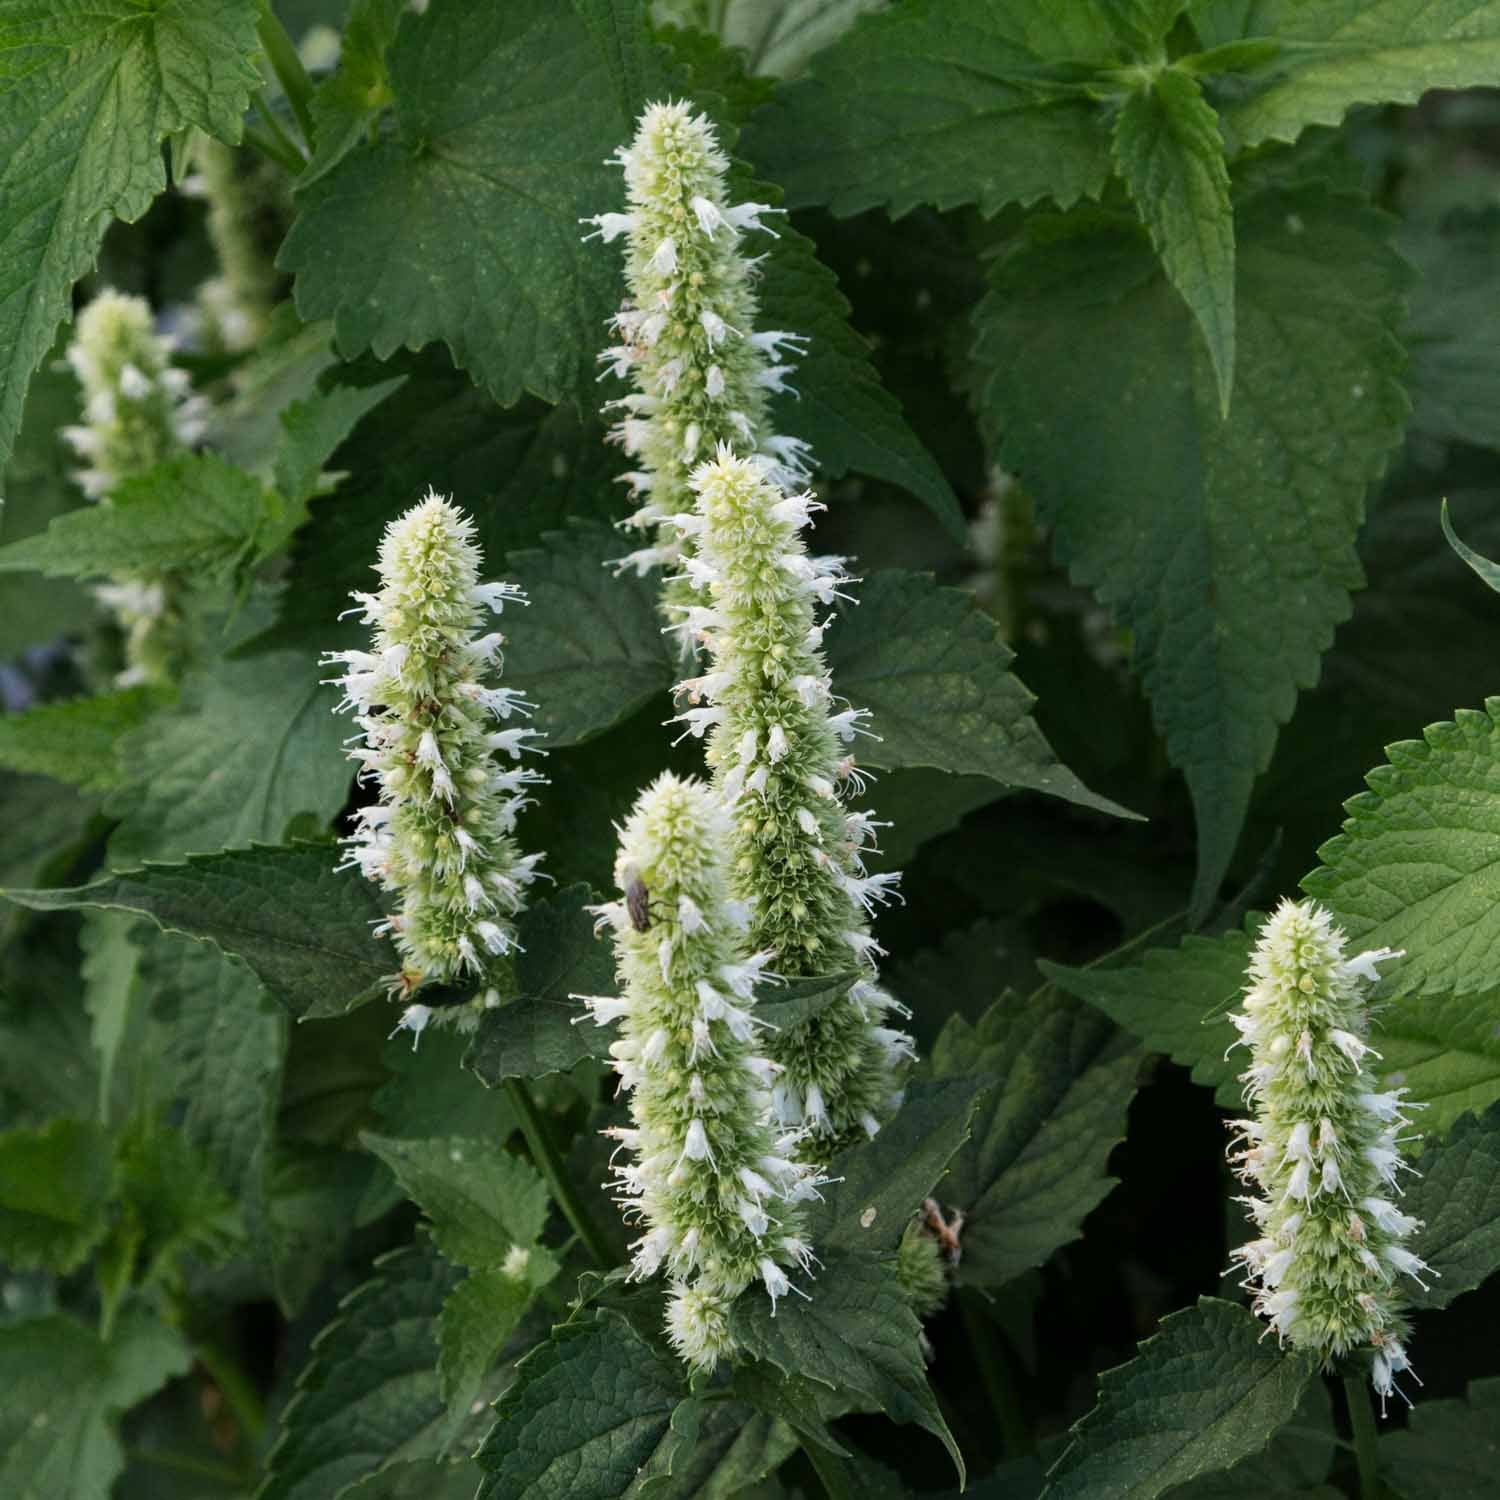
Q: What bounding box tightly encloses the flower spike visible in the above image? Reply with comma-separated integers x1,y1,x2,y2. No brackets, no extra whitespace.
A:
327,491,548,1035
586,771,822,1370
672,447,913,1149
1226,898,1429,1410
585,100,812,645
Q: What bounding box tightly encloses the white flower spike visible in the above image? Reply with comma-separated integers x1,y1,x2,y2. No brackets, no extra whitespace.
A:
585,772,822,1371
585,100,812,643
327,491,548,1034
671,447,913,1148
1226,898,1430,1411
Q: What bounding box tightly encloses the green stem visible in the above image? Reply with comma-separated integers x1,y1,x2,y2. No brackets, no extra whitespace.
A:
959,1290,1032,1456
1343,1371,1382,1500
505,1078,615,1269
241,118,305,175
194,1340,266,1445
256,2,317,146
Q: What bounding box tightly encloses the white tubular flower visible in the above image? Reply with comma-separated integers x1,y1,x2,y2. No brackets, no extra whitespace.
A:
327,491,548,1034
1226,898,1430,1411
673,448,912,1148
64,289,209,685
584,100,811,644
586,772,819,1370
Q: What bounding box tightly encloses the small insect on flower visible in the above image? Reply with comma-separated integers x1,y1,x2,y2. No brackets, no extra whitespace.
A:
624,869,653,932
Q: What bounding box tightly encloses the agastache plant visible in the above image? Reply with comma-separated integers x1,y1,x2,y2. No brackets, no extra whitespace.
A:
583,100,812,641
580,771,822,1371
61,290,210,686
325,491,548,1040
668,447,913,1145
1226,898,1432,1409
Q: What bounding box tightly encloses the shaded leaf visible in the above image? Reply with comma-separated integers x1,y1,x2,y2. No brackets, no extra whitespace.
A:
0,687,160,792
929,987,1139,1287
1045,1298,1317,1499
0,1117,113,1272
1381,1375,1500,1500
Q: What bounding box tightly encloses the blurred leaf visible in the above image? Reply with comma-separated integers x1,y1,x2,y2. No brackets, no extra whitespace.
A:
0,1309,191,1500
0,687,162,792
0,1117,113,1272
0,0,261,471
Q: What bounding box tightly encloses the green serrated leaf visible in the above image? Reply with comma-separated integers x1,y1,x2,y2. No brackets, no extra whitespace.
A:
0,0,262,473
1047,916,1500,1136
976,184,1409,915
730,1250,963,1484
475,1315,688,1500
757,970,859,1030
1381,1374,1500,1500
464,884,620,1085
1041,924,1251,1103
259,1243,465,1500
271,374,408,514
1045,1297,1317,1500
342,1458,484,1500
145,937,285,1282
501,524,676,748
0,1116,113,1272
375,1025,519,1141
0,1309,191,1500
0,687,161,792
1113,68,1235,412
825,570,1137,818
301,0,405,189
1304,699,1500,1000
809,1075,986,1257
731,1361,850,1458
929,987,1139,1287
1221,2,1500,151
0,843,394,1018
361,1133,550,1267
438,1249,560,1430
282,0,622,409
109,650,350,865
1165,1379,1337,1498
741,1,1119,219
1399,1101,1500,1311
0,453,280,582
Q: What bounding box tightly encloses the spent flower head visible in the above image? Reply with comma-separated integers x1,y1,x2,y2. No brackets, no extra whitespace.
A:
1226,898,1430,1410
584,100,811,641
326,491,548,1037
667,447,913,1147
582,771,824,1371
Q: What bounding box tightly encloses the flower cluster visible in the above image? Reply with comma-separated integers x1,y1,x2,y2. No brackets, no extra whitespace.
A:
326,492,548,1038
581,772,822,1371
1226,898,1431,1409
667,448,913,1146
62,290,210,685
583,100,811,641
63,290,207,500
184,138,288,354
